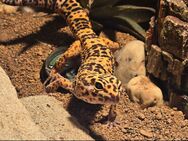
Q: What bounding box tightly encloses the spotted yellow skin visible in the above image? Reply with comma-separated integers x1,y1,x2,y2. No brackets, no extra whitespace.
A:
2,0,123,105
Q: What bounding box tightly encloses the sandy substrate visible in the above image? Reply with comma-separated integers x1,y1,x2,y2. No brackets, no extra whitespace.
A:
0,12,188,140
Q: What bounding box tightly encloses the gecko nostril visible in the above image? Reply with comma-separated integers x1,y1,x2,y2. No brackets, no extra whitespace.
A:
111,95,119,103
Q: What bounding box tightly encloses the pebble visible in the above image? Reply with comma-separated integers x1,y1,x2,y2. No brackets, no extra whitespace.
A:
149,107,156,113
139,129,153,138
156,113,162,120
121,128,127,133
127,128,135,134
166,119,172,124
170,111,175,116
138,113,145,120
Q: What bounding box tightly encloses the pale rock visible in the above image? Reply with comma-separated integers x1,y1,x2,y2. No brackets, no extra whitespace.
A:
114,40,146,86
0,4,35,14
0,4,18,14
17,6,35,13
126,75,163,108
21,95,94,140
0,66,46,140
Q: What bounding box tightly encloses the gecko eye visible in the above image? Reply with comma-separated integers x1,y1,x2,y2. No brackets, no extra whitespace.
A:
95,82,103,90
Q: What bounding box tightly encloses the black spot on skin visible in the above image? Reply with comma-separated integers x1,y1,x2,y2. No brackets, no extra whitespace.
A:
99,94,104,98
82,91,89,96
74,21,88,28
91,78,95,84
80,33,96,41
109,77,114,83
107,85,111,89
113,85,117,92
90,44,104,50
80,86,84,90
76,25,91,31
104,96,109,101
69,15,73,19
93,50,100,54
101,51,108,55
109,93,113,96
100,46,108,50
93,68,102,73
71,3,78,8
98,97,103,102
92,92,97,97
63,3,69,7
103,88,108,93
81,78,89,86
71,18,89,25
89,98,93,101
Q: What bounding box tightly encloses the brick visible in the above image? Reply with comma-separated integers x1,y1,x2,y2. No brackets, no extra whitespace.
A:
159,16,188,60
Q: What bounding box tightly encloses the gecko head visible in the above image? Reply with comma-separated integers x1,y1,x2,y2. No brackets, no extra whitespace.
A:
73,73,123,105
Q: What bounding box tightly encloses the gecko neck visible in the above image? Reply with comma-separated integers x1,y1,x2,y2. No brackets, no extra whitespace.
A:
60,0,100,50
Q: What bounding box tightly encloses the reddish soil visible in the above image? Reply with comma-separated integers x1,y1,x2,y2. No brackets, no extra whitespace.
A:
0,12,188,140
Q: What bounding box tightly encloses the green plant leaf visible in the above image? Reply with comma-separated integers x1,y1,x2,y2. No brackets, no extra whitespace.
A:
79,0,89,8
113,15,146,37
91,20,103,32
90,5,155,23
100,20,145,40
91,0,120,8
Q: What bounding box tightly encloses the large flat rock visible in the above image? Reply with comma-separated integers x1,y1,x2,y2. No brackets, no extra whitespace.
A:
21,95,94,140
0,67,47,140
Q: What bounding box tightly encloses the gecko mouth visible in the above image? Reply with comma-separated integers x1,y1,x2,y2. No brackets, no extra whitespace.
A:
77,96,119,105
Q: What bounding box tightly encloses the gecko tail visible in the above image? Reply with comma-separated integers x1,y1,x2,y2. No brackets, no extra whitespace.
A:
1,0,55,10
2,0,35,6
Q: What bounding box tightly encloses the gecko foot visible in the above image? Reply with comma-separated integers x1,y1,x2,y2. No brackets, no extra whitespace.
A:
105,104,120,128
44,69,60,92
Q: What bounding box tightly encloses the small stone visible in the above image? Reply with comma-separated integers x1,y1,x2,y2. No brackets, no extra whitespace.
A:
158,135,163,139
114,40,146,85
156,113,162,120
127,128,135,134
126,76,163,108
46,104,51,108
166,119,172,124
149,107,156,113
170,111,175,116
138,113,145,120
36,50,43,56
123,124,130,129
121,128,127,133
140,129,153,138
33,73,39,81
28,79,35,83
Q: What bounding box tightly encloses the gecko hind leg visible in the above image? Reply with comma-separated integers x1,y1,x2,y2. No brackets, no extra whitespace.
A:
44,40,81,92
100,37,120,52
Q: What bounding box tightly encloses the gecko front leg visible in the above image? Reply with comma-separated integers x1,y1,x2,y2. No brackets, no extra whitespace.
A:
44,37,120,93
44,40,81,92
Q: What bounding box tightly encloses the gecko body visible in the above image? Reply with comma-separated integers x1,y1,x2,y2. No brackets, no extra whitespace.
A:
2,0,123,106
